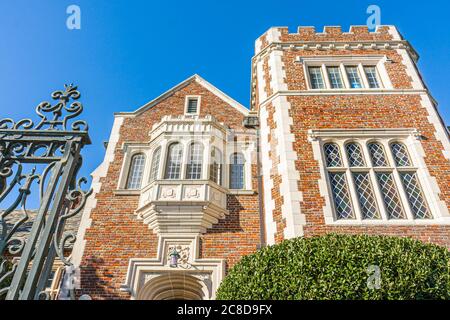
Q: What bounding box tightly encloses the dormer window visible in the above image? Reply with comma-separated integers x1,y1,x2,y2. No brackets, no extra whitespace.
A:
185,96,200,115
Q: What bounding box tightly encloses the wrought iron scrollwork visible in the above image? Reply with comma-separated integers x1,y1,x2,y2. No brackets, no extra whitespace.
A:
0,84,91,300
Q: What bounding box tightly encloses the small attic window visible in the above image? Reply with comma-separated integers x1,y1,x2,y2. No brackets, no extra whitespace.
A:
185,96,200,115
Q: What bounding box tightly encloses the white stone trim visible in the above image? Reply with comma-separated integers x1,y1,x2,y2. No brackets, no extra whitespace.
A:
272,97,305,238
255,57,267,103
419,94,450,161
257,89,430,109
120,234,225,300
308,128,450,225
71,116,124,268
387,26,402,41
396,48,423,90
259,105,276,245
267,48,305,239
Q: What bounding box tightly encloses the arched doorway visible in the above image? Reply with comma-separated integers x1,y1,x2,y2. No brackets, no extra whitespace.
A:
137,273,206,300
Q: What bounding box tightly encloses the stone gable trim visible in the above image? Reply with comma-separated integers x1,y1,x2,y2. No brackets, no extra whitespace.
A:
115,74,249,117
267,49,305,240
71,116,125,268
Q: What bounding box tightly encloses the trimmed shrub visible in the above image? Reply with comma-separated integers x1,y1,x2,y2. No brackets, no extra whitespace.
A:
217,234,450,300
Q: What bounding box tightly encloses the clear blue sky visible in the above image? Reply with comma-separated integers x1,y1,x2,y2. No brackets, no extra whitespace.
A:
1,0,449,181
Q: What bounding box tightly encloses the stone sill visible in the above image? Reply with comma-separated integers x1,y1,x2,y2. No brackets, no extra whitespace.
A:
114,189,141,196
228,189,257,195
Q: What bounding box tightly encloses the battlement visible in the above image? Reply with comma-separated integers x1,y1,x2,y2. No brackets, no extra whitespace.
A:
255,25,403,54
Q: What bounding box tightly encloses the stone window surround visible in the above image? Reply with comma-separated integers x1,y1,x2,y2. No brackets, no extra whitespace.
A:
184,95,201,116
116,135,255,195
299,55,393,91
308,128,450,226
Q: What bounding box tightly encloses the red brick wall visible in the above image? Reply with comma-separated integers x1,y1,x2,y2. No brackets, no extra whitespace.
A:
78,80,260,299
254,26,450,248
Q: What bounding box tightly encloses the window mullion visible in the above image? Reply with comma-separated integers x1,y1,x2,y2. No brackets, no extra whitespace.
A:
346,168,362,221
369,169,389,220
340,63,350,89
358,63,369,89
157,142,167,180
340,141,360,220
361,141,388,220
321,64,331,89
382,140,413,218
392,169,415,220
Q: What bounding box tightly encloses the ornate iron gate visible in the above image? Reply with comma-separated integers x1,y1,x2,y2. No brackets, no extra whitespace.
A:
0,84,91,300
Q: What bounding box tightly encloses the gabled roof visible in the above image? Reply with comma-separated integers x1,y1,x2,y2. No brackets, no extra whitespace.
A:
115,74,249,116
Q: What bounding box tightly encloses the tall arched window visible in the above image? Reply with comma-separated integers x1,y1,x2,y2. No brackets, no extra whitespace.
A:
186,142,203,179
165,143,183,179
230,153,245,189
209,147,222,185
149,147,161,182
126,153,146,189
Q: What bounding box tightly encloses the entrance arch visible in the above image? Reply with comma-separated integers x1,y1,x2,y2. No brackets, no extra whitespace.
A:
137,273,206,300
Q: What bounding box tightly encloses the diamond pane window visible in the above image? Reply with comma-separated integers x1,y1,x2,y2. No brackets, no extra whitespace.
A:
353,173,380,219
346,143,365,167
149,147,161,182
327,67,344,89
364,66,380,88
186,143,203,179
368,142,389,167
308,67,325,89
376,172,406,219
126,154,146,189
230,153,245,189
329,172,355,219
345,66,363,88
165,143,183,179
400,172,432,219
390,142,411,167
324,143,342,167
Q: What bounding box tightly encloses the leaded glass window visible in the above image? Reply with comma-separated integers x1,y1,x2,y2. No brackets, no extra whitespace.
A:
324,143,342,167
149,147,161,182
376,172,406,219
186,143,203,179
353,173,380,219
329,172,354,219
346,143,365,167
322,138,433,221
400,172,431,219
390,142,411,167
368,142,389,167
230,153,245,189
308,67,325,89
165,143,183,179
126,153,146,189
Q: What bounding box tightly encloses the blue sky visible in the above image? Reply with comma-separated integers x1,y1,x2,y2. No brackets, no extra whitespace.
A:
1,0,449,182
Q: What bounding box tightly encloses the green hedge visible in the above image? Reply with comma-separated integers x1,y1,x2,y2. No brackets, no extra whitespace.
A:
217,234,450,300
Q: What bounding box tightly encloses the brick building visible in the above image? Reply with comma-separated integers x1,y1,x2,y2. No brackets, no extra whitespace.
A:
69,25,450,300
